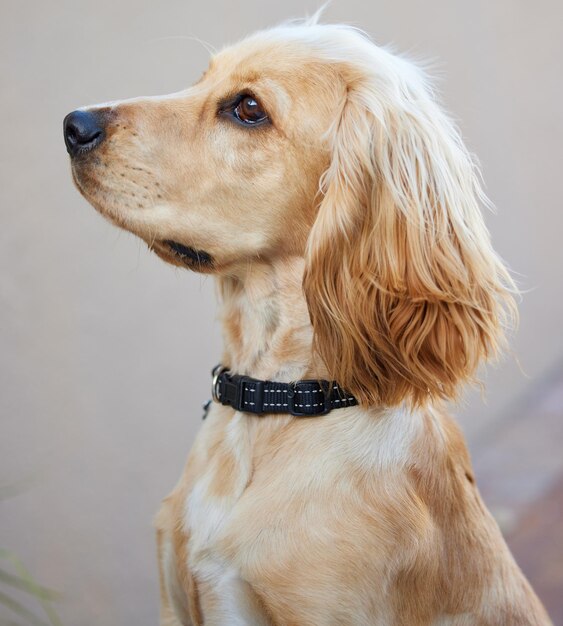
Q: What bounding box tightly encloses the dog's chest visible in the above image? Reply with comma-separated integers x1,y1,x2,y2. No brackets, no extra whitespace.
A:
184,470,271,624
167,407,423,625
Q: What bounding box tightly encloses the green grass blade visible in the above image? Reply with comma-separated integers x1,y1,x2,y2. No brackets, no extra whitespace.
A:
0,551,63,626
0,589,50,626
0,569,59,601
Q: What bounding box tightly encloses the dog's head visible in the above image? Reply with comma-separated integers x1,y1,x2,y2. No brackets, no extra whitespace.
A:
64,24,339,272
65,22,516,406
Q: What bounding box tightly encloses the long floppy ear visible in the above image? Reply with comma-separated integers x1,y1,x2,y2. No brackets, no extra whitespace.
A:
303,50,517,407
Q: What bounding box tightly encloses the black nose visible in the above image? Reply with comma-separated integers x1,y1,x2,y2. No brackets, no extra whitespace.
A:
63,110,105,156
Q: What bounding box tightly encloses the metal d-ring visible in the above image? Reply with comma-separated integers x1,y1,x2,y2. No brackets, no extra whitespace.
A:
211,364,229,402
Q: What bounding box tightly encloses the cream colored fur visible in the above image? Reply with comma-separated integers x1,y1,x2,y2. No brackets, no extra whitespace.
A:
68,19,551,626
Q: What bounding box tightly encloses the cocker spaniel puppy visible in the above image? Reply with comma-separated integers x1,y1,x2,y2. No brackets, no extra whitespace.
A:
64,18,551,626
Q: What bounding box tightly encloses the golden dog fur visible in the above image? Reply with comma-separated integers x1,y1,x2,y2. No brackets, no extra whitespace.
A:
68,18,551,626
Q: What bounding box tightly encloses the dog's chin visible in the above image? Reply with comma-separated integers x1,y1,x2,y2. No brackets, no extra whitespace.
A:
71,167,215,273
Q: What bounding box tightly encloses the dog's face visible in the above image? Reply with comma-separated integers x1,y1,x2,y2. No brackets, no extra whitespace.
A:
65,35,341,273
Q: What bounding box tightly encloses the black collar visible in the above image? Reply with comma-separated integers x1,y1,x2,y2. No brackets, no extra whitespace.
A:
210,365,358,417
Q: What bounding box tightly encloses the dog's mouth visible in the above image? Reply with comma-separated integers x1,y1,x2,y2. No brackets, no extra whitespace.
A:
71,163,215,271
153,240,214,269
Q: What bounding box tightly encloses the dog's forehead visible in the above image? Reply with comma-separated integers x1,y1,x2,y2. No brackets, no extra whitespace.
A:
206,32,322,87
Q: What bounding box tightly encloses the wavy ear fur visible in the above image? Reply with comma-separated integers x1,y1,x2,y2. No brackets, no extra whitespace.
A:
303,36,516,407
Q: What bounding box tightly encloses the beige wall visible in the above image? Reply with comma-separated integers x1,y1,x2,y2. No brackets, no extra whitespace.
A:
1,1,562,623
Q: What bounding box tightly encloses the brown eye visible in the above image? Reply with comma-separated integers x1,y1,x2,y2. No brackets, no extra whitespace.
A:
233,96,268,125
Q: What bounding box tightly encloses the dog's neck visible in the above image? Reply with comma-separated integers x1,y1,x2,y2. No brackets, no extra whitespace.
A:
216,256,326,383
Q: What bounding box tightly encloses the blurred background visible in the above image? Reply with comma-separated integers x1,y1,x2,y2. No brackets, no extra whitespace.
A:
1,0,562,624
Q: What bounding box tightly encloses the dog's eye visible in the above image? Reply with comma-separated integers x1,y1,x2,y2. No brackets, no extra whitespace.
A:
233,96,268,125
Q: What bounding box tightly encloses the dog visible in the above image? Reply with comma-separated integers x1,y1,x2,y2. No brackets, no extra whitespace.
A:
64,17,552,626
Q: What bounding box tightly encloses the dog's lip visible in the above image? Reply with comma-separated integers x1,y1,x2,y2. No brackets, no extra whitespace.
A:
162,240,213,266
